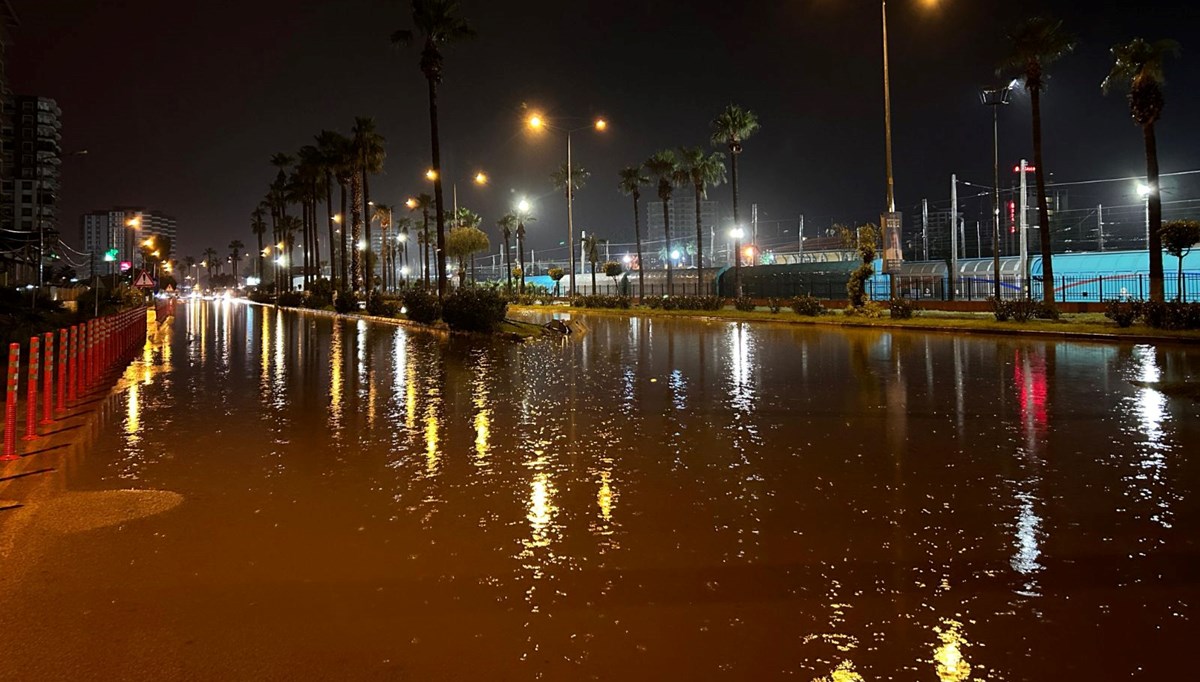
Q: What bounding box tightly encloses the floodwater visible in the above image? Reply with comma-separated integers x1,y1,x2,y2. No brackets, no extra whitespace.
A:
1,300,1198,680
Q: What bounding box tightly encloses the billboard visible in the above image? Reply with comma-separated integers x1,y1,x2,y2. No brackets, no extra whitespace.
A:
881,211,903,274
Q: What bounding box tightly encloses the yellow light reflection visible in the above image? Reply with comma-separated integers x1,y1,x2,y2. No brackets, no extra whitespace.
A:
142,340,153,385
597,470,614,523
424,403,440,474
260,306,270,395
329,320,343,428
526,472,556,549
405,361,417,431
126,381,140,436
932,619,972,682
813,660,864,682
474,408,490,460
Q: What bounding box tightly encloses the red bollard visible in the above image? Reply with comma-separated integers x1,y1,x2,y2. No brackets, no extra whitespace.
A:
41,332,54,425
57,328,67,414
68,325,78,403
23,336,39,441
2,344,19,460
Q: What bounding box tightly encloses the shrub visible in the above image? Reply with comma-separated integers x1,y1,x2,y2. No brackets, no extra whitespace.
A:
334,291,358,314
889,297,917,319
1034,302,1060,320
1104,299,1140,327
401,289,442,324
845,301,885,318
734,296,756,312
990,297,1038,322
441,287,507,332
306,278,334,309
1139,300,1200,330
366,295,399,317
768,298,782,314
988,296,1010,321
248,290,273,305
790,295,825,316
572,294,631,309
277,291,305,308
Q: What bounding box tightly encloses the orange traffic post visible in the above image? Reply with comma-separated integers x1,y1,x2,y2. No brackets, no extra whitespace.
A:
68,325,78,403
56,328,67,414
41,332,54,425
23,336,39,441
2,344,18,460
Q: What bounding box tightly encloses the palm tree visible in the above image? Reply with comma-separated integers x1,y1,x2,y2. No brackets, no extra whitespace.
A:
228,240,244,285
202,247,218,283
408,193,434,288
316,130,350,290
644,150,681,296
711,104,760,296
583,233,602,293
515,207,536,295
395,216,413,286
1103,38,1180,302
373,203,393,290
1000,16,1077,305
452,207,482,283
354,117,386,294
498,212,517,294
393,0,476,299
677,147,727,295
184,255,196,287
550,163,590,198
618,166,649,299
250,206,267,282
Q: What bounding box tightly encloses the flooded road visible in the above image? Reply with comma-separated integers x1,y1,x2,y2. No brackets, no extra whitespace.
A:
2,299,1197,680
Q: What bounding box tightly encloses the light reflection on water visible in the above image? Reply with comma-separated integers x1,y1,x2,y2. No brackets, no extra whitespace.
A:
52,303,1200,680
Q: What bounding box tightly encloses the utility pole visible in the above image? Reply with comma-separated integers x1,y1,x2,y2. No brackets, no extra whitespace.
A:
1097,204,1105,251
798,214,805,259
922,199,929,261
950,175,958,300
1019,159,1030,298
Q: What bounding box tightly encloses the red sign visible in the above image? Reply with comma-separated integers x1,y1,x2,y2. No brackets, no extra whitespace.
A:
1012,165,1037,173
134,272,156,289
119,261,133,272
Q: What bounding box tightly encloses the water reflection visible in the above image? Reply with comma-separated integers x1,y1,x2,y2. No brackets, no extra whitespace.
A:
65,303,1200,681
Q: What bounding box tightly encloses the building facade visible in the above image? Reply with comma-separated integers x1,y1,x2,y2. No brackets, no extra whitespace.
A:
79,207,177,278
646,194,721,266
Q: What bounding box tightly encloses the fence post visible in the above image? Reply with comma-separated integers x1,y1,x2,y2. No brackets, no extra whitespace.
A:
57,328,67,414
69,325,78,403
23,336,40,441
2,344,19,460
41,332,54,425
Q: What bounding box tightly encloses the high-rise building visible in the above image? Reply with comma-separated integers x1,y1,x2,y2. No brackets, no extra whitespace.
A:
10,96,62,277
646,195,721,264
0,1,18,239
79,207,177,278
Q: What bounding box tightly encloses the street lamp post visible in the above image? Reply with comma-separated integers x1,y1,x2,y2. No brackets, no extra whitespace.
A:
527,113,607,297
730,227,745,297
981,85,1012,301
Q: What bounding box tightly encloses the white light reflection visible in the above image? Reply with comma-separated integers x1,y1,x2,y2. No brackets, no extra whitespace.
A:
727,323,755,414
1126,345,1173,528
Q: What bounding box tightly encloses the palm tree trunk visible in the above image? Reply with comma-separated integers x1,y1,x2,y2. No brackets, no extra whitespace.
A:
319,180,329,286
350,174,364,293
1031,86,1055,305
633,193,644,300
695,185,704,296
518,227,526,295
340,183,349,290
1144,123,1165,302
423,210,431,289
504,234,511,294
301,201,310,289
362,163,374,298
730,150,741,297
256,233,264,283
425,75,448,298
663,199,673,296
591,259,597,292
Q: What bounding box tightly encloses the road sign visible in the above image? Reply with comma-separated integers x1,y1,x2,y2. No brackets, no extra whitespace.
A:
134,272,156,289
119,261,133,272
881,211,904,274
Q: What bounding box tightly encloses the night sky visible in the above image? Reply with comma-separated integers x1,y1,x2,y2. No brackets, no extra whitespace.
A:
10,0,1200,260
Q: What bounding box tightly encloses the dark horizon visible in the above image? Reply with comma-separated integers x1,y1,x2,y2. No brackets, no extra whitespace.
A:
9,0,1200,261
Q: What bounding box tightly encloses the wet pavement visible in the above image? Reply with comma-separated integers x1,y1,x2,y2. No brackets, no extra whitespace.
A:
1,299,1197,680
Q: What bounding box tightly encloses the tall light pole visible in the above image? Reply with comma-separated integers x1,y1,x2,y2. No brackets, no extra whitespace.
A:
526,112,607,297
981,84,1012,300
730,227,745,297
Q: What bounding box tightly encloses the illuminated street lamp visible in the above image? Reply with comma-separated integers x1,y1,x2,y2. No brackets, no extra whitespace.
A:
525,111,609,297
730,226,746,296
981,82,1013,300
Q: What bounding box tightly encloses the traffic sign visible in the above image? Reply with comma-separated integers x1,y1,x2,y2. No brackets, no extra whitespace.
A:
134,272,156,289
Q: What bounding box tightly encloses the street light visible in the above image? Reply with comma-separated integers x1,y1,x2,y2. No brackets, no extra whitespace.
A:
981,83,1012,300
730,226,746,296
525,111,609,297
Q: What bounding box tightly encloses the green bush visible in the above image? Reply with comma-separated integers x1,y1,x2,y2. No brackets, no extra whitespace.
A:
572,295,631,309
401,289,442,324
990,297,1040,322
306,278,334,308
277,291,305,308
366,295,399,317
1104,299,1140,327
734,297,756,312
768,298,782,314
889,297,917,319
441,287,507,332
790,295,826,316
1034,302,1060,320
844,301,885,318
334,291,359,314
1140,300,1200,330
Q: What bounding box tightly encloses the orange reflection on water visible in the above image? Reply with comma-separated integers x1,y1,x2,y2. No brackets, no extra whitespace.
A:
932,618,973,682
329,320,343,430
526,471,556,550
